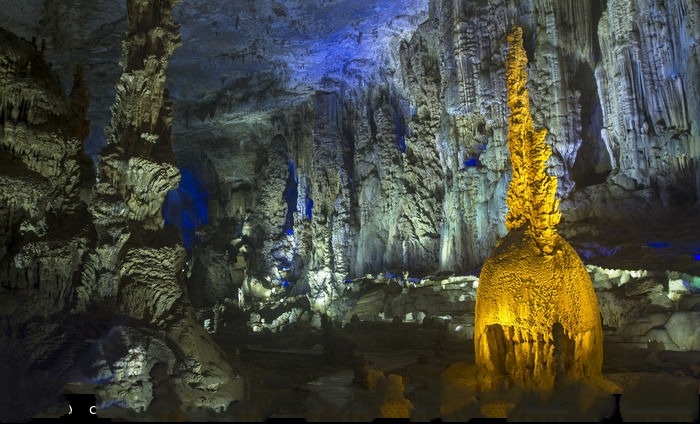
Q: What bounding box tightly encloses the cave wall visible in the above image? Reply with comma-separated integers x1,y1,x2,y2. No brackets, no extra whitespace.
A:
182,0,698,318
0,27,94,422
5,0,693,322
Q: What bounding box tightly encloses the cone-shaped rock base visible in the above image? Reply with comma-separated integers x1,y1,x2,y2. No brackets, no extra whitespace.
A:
475,229,613,392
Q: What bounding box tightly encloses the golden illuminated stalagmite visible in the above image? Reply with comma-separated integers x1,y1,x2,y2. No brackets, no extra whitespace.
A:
503,27,561,254
474,27,607,391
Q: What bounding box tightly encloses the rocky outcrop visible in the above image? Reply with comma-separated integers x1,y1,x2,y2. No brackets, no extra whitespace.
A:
560,0,700,219
340,266,700,353
0,26,95,422
76,0,243,414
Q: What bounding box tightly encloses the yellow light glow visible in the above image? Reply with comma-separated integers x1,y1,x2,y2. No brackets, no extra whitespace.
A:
473,27,610,393
504,27,561,255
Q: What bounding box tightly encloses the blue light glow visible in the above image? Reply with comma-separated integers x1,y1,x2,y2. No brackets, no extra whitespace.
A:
281,280,290,287
305,195,314,220
282,159,298,234
646,241,671,249
575,242,620,260
463,158,480,168
162,169,209,252
398,135,407,153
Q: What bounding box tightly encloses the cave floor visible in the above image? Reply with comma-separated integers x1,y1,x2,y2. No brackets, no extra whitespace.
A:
87,321,700,422
41,209,700,422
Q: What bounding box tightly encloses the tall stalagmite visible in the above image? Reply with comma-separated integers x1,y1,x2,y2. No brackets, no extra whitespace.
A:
503,27,561,254
474,27,610,392
78,0,243,413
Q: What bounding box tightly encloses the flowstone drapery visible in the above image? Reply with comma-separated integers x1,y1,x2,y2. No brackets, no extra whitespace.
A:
474,27,611,392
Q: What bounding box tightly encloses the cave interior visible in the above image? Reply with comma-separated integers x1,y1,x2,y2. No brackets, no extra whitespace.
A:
0,0,699,422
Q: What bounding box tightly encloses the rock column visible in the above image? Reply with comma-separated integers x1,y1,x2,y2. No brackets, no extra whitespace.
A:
80,0,243,413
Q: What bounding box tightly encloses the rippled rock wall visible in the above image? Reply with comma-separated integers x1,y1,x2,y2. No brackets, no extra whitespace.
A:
179,0,698,320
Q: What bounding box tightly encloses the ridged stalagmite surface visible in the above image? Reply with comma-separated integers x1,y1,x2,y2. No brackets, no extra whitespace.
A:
474,27,607,392
504,27,561,254
78,0,243,413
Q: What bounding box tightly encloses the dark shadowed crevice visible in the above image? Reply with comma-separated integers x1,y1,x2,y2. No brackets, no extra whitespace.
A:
485,324,507,375
571,61,610,189
591,0,606,63
282,159,298,234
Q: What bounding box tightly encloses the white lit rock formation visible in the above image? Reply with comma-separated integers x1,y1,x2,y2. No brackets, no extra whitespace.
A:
78,0,243,414
474,26,609,392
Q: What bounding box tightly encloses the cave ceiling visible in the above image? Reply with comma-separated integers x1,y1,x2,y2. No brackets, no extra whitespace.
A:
0,0,430,141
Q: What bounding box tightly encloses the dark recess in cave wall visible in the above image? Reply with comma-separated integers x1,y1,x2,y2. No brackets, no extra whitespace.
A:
591,0,606,63
572,62,610,189
282,159,298,234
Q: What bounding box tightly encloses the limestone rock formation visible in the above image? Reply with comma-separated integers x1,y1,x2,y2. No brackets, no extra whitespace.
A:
56,0,691,332
0,27,94,422
177,0,698,328
76,0,243,414
474,27,608,392
1,2,698,318
376,373,414,418
0,0,698,419
0,1,242,420
502,27,561,253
